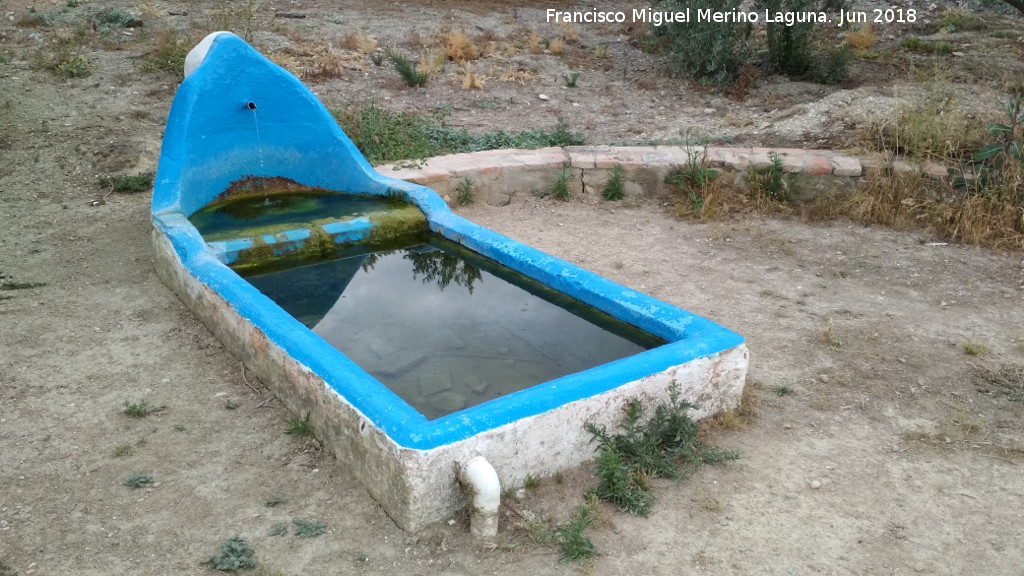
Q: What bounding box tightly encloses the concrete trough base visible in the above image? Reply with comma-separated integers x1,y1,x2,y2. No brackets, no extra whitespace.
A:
153,225,748,532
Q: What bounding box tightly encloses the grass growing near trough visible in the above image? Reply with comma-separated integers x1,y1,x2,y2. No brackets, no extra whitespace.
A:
586,381,740,516
331,103,583,165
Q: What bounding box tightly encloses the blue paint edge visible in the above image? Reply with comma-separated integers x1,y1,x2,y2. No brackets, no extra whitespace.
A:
153,33,745,451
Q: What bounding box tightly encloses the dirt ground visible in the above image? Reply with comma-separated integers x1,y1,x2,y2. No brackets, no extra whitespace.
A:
1,1,1023,575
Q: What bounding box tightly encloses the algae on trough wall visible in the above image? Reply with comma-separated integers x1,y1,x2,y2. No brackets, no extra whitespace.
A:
231,204,428,271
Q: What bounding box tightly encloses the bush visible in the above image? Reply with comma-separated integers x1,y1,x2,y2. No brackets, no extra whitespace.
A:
757,0,849,84
651,0,752,86
332,104,584,165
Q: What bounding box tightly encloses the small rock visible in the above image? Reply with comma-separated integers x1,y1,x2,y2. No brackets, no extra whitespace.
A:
914,561,926,572
783,423,793,430
538,94,550,101
944,437,952,444
810,480,822,490
819,374,830,383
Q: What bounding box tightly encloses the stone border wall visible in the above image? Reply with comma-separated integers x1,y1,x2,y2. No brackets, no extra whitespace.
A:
380,146,950,206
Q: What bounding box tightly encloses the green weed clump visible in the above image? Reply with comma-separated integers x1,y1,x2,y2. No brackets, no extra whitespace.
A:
122,400,159,418
99,172,154,194
550,163,572,201
285,412,315,438
206,536,258,571
748,151,796,205
556,505,598,564
586,382,740,516
666,147,719,218
293,518,326,538
123,474,154,489
385,47,437,87
332,104,584,165
601,164,625,201
455,177,475,205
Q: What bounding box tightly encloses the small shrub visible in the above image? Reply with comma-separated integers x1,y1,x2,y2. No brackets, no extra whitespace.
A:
561,72,579,88
772,385,794,396
455,178,475,205
666,148,719,217
123,474,154,489
807,46,850,85
206,536,258,571
550,163,571,201
521,518,556,546
285,412,315,438
95,8,137,30
265,496,289,508
267,523,288,537
758,0,816,77
602,164,625,201
936,9,985,33
652,0,751,85
385,47,434,87
962,341,987,356
748,151,795,205
123,400,159,418
293,518,326,538
99,172,154,194
114,444,133,457
55,54,91,78
524,474,540,491
143,30,190,80
586,382,739,516
595,44,610,59
901,37,953,55
369,51,385,66
556,505,598,564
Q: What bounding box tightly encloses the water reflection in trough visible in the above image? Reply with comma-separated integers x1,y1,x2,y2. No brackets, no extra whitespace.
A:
243,237,664,419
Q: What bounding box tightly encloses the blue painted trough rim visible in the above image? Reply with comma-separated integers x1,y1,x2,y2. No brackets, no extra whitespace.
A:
153,33,745,451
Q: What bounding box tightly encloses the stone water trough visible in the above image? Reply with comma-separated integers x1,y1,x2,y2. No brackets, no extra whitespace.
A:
151,32,748,533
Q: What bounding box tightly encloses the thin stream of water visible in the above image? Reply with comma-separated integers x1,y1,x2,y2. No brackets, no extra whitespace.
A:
249,106,268,205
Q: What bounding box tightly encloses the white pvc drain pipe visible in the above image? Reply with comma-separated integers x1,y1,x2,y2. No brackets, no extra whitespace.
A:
458,456,500,538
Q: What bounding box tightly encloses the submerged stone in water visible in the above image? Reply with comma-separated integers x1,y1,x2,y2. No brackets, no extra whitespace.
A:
428,392,466,415
418,371,454,396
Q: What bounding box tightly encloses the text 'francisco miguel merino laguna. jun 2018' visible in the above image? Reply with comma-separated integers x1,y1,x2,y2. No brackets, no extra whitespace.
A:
546,7,919,27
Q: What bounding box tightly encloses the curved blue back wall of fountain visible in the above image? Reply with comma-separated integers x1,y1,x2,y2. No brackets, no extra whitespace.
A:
152,33,745,451
153,33,385,218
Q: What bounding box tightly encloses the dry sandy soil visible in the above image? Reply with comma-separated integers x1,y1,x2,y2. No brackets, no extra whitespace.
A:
1,1,1023,575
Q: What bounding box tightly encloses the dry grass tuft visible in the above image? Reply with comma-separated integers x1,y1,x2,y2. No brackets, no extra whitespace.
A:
858,90,991,160
845,22,876,55
848,168,1024,249
460,64,485,90
549,37,565,55
847,169,935,229
528,26,543,54
442,29,480,63
499,66,536,84
558,21,580,44
276,41,367,80
338,31,378,54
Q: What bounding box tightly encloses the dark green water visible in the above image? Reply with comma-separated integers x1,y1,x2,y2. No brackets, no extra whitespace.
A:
242,238,665,420
189,192,401,242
